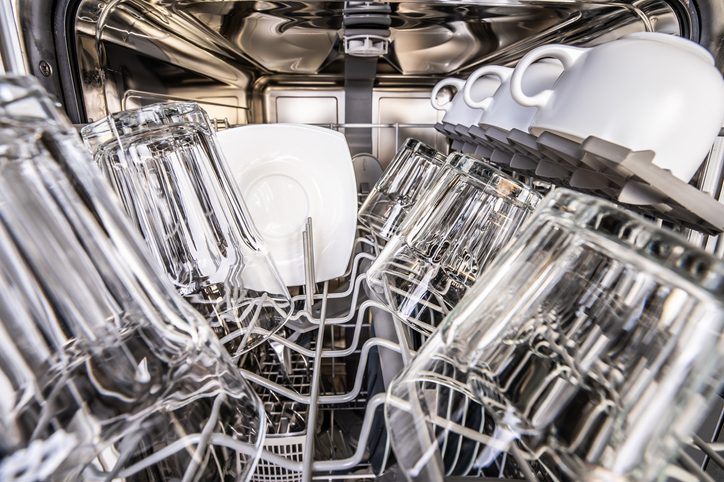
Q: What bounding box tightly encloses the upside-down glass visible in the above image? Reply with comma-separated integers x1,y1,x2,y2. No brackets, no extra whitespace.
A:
358,138,448,244
386,189,724,482
0,76,265,481
366,153,541,348
81,103,291,353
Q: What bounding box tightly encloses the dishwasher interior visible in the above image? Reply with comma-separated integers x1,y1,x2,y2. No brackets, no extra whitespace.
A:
3,0,724,480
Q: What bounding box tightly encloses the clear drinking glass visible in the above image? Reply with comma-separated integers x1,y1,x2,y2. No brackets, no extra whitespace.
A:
0,76,265,481
81,102,291,353
366,153,541,348
386,188,724,482
358,138,448,244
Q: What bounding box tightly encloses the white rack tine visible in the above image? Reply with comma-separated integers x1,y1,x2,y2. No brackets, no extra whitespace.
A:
385,396,513,453
181,394,225,482
312,393,386,472
239,337,402,405
282,251,375,323
693,435,724,468
225,298,406,360
677,451,718,482
318,338,401,404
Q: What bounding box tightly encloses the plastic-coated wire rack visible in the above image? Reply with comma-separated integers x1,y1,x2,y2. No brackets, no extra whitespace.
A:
223,222,724,481
206,121,724,481
227,223,411,482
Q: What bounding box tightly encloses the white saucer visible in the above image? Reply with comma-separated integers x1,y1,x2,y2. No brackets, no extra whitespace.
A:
218,124,357,286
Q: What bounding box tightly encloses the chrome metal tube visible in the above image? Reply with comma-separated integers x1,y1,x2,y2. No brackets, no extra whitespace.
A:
303,217,316,311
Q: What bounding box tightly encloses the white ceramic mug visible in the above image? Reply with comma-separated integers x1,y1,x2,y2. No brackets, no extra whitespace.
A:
463,62,563,132
431,75,502,129
509,32,724,182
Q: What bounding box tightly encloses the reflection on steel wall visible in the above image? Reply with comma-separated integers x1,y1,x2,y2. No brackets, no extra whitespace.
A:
72,0,683,122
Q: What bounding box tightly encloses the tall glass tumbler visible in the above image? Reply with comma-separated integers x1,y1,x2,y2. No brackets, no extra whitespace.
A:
81,103,291,353
367,153,541,347
386,189,724,482
0,76,265,481
358,138,448,244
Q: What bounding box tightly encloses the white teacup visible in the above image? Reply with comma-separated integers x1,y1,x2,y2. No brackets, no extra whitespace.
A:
462,62,563,132
509,32,724,182
431,75,502,129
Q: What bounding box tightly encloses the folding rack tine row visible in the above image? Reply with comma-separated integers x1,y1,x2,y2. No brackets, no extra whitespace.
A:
439,122,724,235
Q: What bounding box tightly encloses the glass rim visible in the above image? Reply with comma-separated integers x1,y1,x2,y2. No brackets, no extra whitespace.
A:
0,125,45,159
93,100,200,121
0,74,44,98
540,188,724,298
0,75,68,128
444,152,542,207
80,101,207,148
400,138,448,165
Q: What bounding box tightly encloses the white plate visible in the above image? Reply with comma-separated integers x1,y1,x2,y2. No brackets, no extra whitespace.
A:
218,124,357,286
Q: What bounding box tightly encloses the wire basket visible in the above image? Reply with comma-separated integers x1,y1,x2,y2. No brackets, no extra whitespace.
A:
253,434,307,482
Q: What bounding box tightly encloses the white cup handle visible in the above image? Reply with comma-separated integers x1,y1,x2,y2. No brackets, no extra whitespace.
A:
463,65,512,110
431,78,466,111
510,44,586,108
